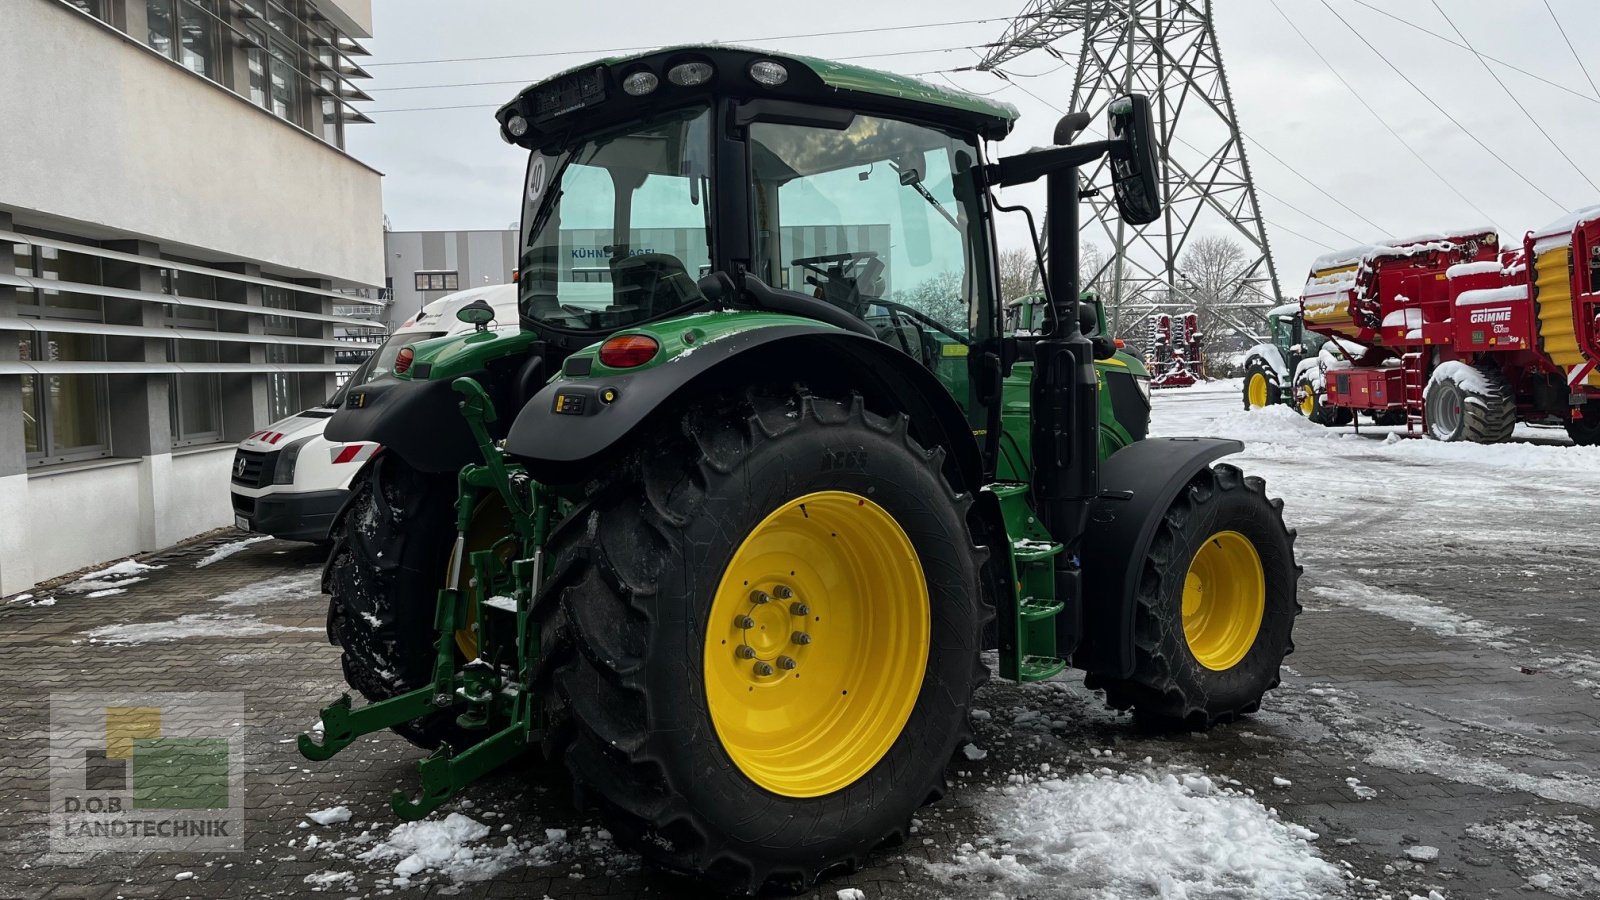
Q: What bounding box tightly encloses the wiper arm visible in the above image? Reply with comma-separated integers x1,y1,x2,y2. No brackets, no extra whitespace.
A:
891,162,959,230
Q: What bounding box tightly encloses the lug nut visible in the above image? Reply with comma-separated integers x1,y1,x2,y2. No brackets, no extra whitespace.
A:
750,590,770,604
777,656,798,670
774,585,794,599
735,615,755,629
736,644,756,659
791,631,812,645
790,602,810,616
753,661,775,676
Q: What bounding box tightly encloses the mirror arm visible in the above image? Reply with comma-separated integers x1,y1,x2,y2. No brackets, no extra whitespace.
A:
985,140,1115,188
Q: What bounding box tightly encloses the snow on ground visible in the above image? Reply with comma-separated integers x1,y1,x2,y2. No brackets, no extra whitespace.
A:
208,571,321,607
1464,817,1600,897
1308,580,1510,641
354,814,572,886
925,767,1345,899
195,535,273,568
58,559,165,596
86,613,320,644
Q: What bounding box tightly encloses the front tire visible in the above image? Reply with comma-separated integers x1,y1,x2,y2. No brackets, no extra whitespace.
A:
1088,464,1300,729
533,390,989,894
323,454,490,750
1243,362,1279,410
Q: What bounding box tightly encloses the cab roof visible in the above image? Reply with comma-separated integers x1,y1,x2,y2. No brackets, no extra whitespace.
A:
495,45,1019,146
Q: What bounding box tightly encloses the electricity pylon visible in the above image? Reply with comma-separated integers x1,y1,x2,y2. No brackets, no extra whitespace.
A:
982,0,1283,342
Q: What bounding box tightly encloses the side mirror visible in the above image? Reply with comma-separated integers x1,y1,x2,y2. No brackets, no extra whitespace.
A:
1107,94,1161,226
456,298,496,329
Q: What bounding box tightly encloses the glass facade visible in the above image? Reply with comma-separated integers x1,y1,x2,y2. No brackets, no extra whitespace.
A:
14,241,111,465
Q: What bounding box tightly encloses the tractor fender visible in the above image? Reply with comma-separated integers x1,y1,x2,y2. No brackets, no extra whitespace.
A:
325,352,547,474
505,325,984,495
1243,342,1287,381
1071,436,1244,679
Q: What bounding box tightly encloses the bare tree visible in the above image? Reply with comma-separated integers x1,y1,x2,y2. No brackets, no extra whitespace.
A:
997,246,1042,303
1178,235,1251,334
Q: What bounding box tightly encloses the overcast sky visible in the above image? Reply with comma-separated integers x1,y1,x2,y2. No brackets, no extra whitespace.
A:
348,0,1600,299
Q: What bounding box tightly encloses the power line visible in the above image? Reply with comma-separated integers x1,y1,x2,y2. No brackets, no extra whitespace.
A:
1318,0,1564,212
1543,0,1600,100
1246,138,1392,237
1268,0,1503,231
1427,0,1598,195
364,18,1015,68
1341,0,1600,107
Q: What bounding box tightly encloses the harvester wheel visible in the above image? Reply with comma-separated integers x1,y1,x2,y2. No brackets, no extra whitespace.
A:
1296,377,1352,426
1424,361,1515,443
1089,463,1299,729
1565,404,1600,446
533,390,989,894
323,454,494,750
1369,409,1408,427
1242,362,1279,410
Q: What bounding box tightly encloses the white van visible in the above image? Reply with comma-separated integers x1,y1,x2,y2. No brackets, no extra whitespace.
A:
229,284,518,542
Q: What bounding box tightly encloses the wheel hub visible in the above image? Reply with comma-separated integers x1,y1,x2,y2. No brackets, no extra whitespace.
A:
734,586,811,680
1181,530,1266,671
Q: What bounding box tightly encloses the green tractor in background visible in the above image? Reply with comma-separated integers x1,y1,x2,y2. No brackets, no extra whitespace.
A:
302,47,1299,894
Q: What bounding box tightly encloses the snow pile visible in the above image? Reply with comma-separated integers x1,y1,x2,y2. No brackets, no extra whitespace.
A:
1465,816,1600,897
1382,307,1423,329
1445,260,1502,279
1199,405,1335,443
924,769,1344,899
307,806,352,826
60,559,164,596
86,613,320,644
195,536,272,568
357,814,568,885
1426,361,1493,398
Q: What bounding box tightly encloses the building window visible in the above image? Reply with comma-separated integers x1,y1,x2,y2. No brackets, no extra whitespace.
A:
146,1,220,79
163,269,224,446
64,0,106,22
14,241,111,466
262,286,302,419
246,24,304,126
414,271,460,292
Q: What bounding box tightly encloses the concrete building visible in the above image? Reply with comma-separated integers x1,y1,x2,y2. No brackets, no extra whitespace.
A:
384,229,518,329
0,0,384,594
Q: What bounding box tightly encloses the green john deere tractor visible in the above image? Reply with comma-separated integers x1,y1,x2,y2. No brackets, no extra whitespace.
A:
302,46,1299,894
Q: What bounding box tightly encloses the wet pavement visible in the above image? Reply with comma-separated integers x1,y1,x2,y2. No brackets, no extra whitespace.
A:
2,382,1597,900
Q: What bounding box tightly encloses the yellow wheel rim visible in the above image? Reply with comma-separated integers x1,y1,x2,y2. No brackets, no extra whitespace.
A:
703,490,929,798
1181,530,1266,671
1298,384,1316,417
448,495,512,659
1247,372,1269,408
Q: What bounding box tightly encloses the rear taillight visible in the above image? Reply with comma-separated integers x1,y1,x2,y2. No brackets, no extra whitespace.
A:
598,334,660,369
394,347,415,376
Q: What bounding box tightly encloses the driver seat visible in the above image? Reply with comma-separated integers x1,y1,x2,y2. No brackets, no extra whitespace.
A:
610,253,701,318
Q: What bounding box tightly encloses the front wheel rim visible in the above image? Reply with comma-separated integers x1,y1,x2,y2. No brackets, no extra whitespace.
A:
1181,530,1266,671
1247,373,1269,408
703,490,930,798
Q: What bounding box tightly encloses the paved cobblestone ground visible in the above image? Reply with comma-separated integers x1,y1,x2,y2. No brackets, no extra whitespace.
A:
2,386,1597,899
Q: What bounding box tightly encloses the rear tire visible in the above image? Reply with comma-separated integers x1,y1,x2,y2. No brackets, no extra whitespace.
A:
532,389,990,894
1566,404,1600,446
323,454,484,750
1087,464,1300,729
1243,362,1279,410
1425,361,1515,443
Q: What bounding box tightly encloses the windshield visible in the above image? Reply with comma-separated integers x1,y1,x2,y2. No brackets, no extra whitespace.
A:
518,107,713,332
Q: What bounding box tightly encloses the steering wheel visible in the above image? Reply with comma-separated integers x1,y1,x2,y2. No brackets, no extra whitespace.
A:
872,298,968,345
790,251,882,283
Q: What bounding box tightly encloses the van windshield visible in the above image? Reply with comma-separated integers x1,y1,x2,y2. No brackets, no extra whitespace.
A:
517,106,712,333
